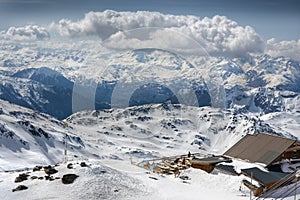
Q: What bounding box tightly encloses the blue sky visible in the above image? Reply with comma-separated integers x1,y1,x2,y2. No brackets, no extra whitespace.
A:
0,0,299,41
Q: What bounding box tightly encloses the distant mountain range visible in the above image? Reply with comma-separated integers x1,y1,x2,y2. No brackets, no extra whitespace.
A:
0,48,299,120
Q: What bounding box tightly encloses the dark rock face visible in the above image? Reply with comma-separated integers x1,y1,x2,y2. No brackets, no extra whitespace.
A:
129,83,179,106
15,173,29,183
80,162,87,167
0,122,29,151
253,88,283,113
1,67,74,120
33,166,42,172
12,185,28,192
18,121,50,139
45,176,55,181
61,174,79,184
44,165,58,175
67,163,73,169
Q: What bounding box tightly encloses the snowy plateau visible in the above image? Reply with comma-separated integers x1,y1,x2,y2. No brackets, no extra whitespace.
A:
0,43,300,199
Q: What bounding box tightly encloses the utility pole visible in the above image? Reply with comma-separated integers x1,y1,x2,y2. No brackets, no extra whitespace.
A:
250,172,253,200
295,180,297,200
295,170,300,200
63,123,68,163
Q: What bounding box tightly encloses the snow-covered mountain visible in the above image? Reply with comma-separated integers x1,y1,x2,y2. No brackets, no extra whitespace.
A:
211,55,300,113
0,67,74,119
1,19,300,200
2,97,298,171
66,102,300,161
0,99,87,171
0,47,299,120
1,99,300,199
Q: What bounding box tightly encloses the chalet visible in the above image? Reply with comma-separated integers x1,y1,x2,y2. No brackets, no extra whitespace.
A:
223,133,300,197
133,133,300,197
224,133,300,167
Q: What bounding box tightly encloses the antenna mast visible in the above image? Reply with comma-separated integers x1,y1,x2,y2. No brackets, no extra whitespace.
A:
63,123,68,163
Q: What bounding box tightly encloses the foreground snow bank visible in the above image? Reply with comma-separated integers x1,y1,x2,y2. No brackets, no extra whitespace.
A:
0,161,149,200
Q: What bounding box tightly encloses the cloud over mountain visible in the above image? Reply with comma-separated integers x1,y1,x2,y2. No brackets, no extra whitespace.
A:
266,38,300,61
0,10,298,61
52,10,265,57
1,25,50,41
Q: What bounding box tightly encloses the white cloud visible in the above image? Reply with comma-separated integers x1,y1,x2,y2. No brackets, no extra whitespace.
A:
266,38,300,61
2,10,298,61
1,25,50,41
52,10,265,57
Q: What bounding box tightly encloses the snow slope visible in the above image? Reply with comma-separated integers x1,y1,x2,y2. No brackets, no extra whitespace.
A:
1,101,300,199
0,100,88,171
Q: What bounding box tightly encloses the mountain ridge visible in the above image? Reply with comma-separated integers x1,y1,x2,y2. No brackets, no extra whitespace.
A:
0,49,299,119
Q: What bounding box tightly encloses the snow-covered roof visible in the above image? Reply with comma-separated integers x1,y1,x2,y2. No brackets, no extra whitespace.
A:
224,133,296,166
241,167,289,186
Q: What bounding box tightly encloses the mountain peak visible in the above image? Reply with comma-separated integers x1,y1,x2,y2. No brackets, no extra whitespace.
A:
13,67,73,88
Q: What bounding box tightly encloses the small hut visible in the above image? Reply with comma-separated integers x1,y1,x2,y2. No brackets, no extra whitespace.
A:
190,156,232,173
241,167,292,196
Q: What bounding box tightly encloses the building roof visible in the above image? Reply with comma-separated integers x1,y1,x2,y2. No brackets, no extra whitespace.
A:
216,164,239,175
241,167,289,186
191,156,232,165
224,133,296,166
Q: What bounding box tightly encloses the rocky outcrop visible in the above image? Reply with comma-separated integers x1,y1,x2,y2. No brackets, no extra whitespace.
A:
15,173,29,183
12,185,28,192
62,174,79,184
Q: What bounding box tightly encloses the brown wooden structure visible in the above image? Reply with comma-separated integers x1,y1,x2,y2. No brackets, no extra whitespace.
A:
190,156,232,173
132,153,232,175
241,167,294,197
224,133,300,166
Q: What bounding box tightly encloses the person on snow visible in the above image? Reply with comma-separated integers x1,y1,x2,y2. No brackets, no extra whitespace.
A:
182,157,186,165
188,151,191,158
